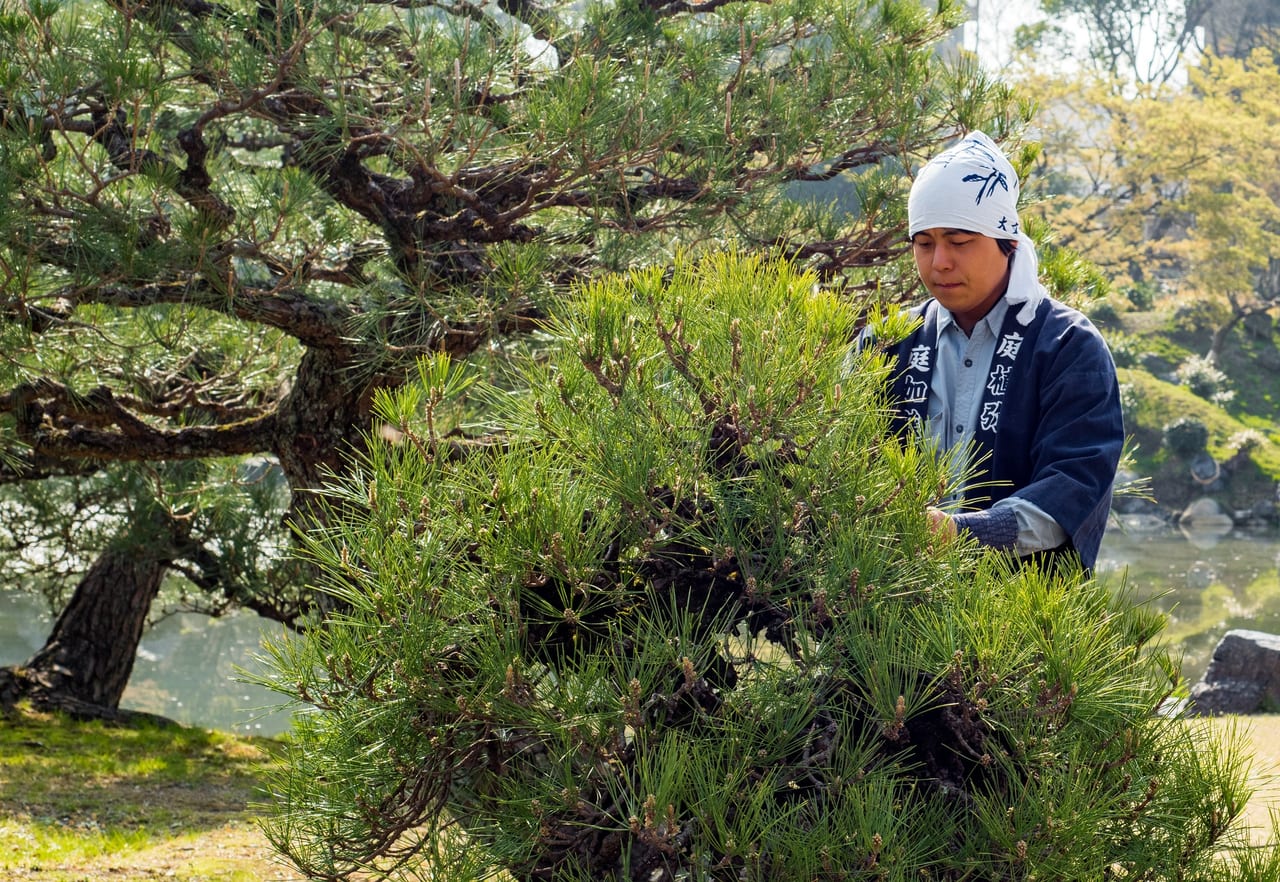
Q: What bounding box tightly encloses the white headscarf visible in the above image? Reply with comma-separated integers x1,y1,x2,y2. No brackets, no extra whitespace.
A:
907,131,1044,325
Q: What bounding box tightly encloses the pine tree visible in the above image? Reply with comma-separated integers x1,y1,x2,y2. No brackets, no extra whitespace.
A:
0,0,1022,713
261,253,1278,881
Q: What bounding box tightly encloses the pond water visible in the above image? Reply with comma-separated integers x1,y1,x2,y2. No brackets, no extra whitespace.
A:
1096,520,1280,684
0,522,1276,736
0,590,296,736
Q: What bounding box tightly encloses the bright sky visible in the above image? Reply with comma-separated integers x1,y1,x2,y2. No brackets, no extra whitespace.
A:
962,0,1043,69
959,0,1196,83
960,0,1090,73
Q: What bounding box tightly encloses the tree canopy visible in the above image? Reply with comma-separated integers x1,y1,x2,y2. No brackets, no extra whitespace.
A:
1016,0,1209,84
1020,46,1280,355
0,0,1033,713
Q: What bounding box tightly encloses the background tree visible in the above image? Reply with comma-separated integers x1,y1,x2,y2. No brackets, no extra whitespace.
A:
0,0,1028,716
0,458,297,715
261,252,1277,881
1018,48,1280,358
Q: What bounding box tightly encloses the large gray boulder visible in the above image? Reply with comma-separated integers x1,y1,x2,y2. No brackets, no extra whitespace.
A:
1188,629,1280,715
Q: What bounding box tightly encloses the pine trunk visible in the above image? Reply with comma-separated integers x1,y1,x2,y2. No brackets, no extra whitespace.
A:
273,348,375,526
17,541,168,711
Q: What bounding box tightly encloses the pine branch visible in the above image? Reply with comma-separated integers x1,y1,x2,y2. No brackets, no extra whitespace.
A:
0,453,103,484
1,379,278,463
72,104,237,228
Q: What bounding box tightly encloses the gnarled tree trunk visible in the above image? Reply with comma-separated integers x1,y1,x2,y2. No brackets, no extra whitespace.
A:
27,543,166,705
0,519,170,720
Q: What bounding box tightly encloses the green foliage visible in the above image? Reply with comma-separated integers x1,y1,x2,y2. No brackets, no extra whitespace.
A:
1116,367,1280,501
261,253,1266,881
1175,353,1234,405
0,0,1032,644
1085,297,1122,325
1227,428,1269,456
1171,297,1234,337
1030,213,1114,308
0,458,295,618
1118,381,1145,431
1125,280,1159,310
1108,331,1145,368
1019,49,1280,373
1163,416,1210,458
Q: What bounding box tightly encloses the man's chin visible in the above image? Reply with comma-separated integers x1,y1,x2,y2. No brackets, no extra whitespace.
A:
929,287,965,305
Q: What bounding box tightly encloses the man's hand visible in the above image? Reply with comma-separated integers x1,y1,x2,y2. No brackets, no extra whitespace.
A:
926,507,957,541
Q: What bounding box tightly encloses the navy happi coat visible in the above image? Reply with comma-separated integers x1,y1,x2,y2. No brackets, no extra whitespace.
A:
883,296,1124,570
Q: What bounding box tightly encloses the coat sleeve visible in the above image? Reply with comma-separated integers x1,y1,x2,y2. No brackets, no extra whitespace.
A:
1012,316,1124,569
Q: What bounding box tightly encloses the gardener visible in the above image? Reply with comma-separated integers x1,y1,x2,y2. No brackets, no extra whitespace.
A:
877,131,1124,571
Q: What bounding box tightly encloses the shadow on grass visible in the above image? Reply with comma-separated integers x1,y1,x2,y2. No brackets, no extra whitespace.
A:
1,703,286,860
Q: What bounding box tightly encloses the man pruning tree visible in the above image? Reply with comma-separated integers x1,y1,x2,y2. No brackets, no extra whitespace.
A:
879,131,1124,571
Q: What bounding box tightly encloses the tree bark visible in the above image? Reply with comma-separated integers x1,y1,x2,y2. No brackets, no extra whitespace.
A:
3,530,168,717
272,347,373,503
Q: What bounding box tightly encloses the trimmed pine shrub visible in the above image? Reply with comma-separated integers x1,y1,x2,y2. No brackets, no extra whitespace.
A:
261,253,1275,881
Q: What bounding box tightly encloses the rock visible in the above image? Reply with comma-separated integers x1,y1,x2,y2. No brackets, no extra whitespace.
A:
1113,494,1163,516
1139,352,1174,375
1178,497,1234,548
1189,630,1280,715
1116,513,1168,533
1249,499,1278,525
1179,496,1232,528
1180,525,1231,550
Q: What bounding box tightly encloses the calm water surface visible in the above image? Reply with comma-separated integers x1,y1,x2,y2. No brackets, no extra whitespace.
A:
1096,521,1280,683
1,523,1276,735
0,590,295,736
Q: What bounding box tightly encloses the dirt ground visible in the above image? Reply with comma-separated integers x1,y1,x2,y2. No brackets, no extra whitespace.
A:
8,717,1280,881
6,823,307,882
1238,715,1280,842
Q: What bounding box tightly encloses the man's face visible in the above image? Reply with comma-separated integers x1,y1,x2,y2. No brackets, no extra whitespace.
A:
911,228,1012,332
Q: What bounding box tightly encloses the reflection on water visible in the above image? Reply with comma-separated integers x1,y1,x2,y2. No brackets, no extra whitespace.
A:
0,589,295,736
1097,519,1280,685
0,522,1275,736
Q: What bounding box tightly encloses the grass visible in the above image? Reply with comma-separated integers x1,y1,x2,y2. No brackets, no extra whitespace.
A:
2,704,1277,879
0,704,303,882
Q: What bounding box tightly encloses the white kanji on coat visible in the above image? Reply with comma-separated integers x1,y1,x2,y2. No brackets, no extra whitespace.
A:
986,363,1012,397
907,345,932,372
980,400,1002,432
905,376,928,403
996,333,1023,360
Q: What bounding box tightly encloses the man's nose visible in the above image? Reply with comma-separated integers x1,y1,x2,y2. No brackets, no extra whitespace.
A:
930,244,954,270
